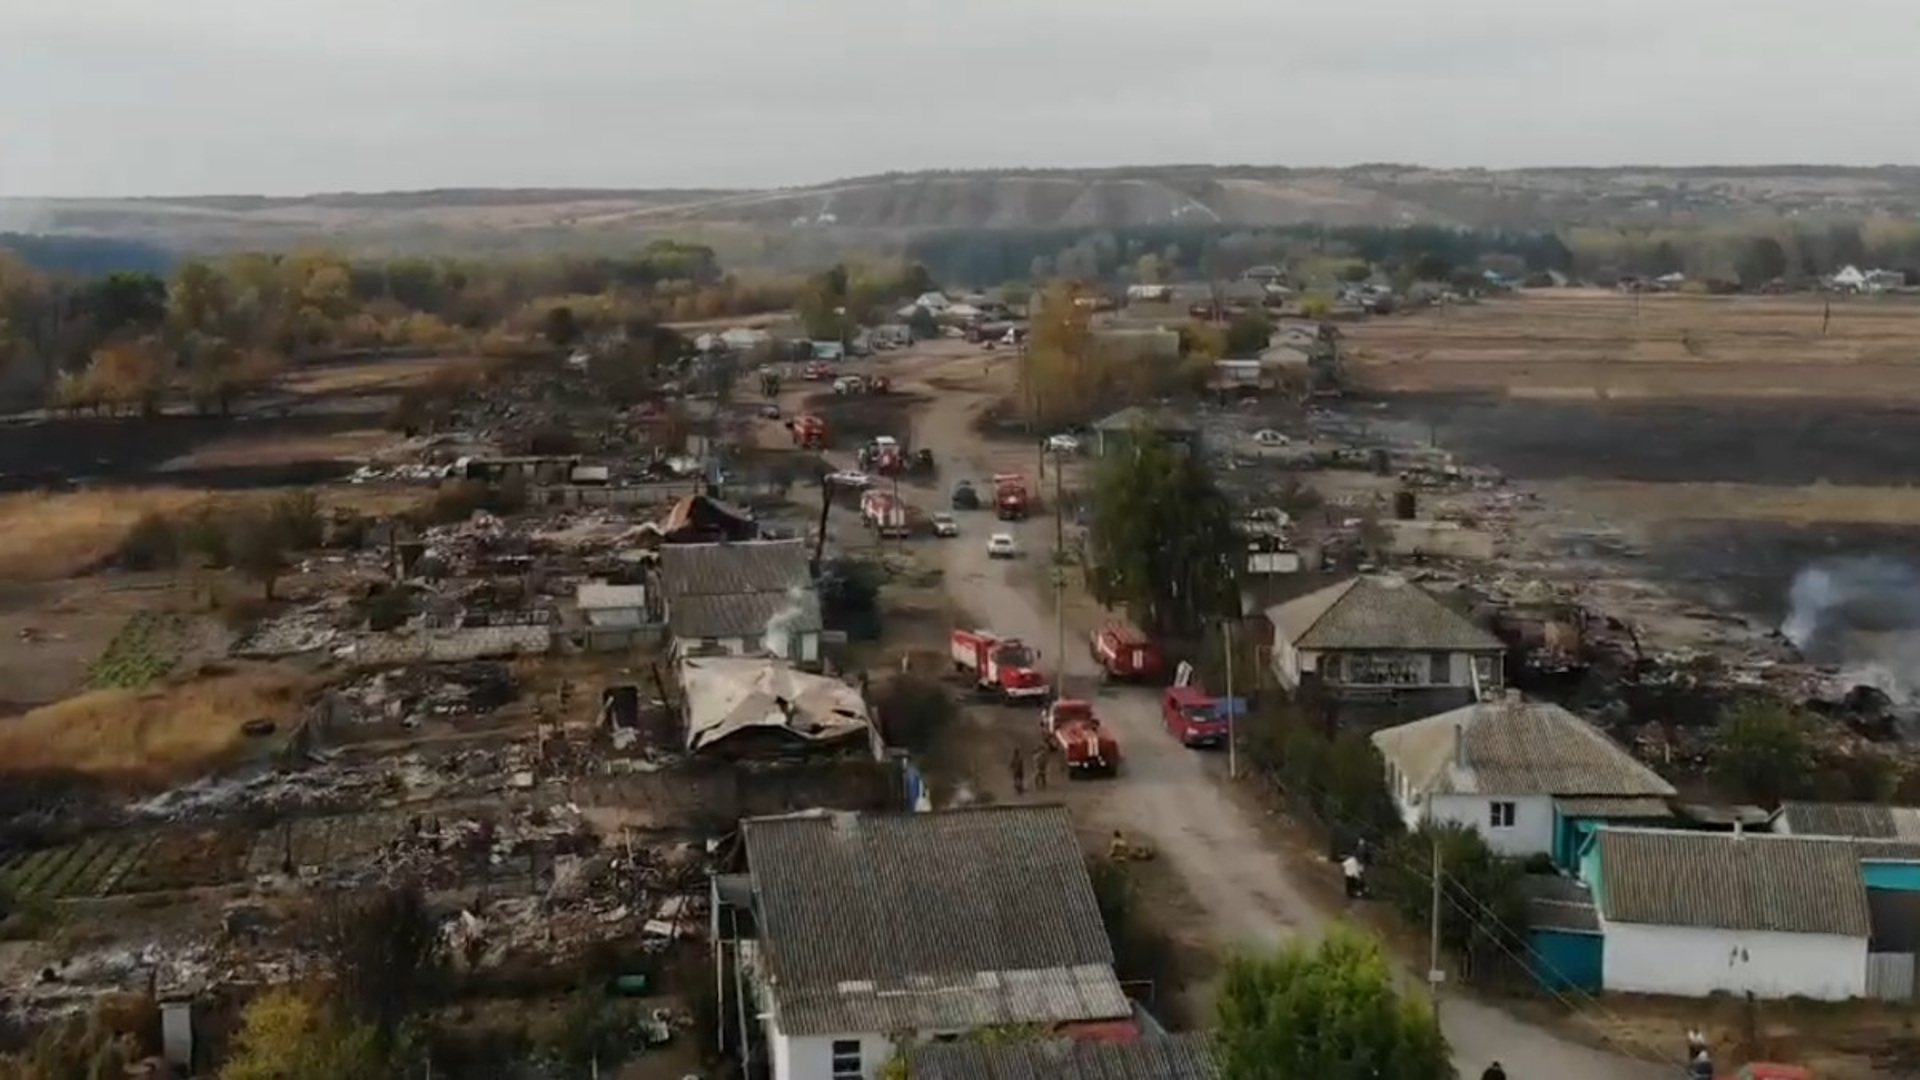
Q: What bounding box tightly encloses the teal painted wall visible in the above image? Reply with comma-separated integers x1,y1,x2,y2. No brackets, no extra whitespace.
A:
1862,860,1920,891
1527,928,1603,992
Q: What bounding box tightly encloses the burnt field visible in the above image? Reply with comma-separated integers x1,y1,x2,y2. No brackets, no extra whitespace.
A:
1377,393,1920,487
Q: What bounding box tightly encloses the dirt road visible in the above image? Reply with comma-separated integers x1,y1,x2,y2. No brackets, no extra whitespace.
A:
866,344,1672,1080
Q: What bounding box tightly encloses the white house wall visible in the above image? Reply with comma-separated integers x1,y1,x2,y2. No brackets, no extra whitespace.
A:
775,1030,903,1080
1602,922,1866,1000
1425,793,1555,857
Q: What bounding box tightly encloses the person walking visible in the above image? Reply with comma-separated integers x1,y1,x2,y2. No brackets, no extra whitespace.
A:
1010,748,1026,795
1032,747,1050,790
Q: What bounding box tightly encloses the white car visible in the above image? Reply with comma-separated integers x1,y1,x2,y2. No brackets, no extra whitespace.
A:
987,533,1018,559
1045,433,1080,454
1252,429,1290,447
826,469,874,488
931,512,959,538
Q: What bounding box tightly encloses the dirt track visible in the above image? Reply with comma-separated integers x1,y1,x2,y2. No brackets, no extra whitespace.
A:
857,343,1671,1080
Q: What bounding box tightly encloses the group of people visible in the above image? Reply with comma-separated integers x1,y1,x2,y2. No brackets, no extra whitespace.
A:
1009,742,1054,794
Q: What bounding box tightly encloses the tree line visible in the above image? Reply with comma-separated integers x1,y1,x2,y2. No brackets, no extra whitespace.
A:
905,220,1920,289
0,242,942,412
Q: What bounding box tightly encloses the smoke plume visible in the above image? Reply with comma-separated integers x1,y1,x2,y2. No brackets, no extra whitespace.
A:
1783,555,1920,703
762,583,811,659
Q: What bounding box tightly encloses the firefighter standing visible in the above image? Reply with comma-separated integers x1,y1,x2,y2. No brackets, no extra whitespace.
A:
1010,748,1026,795
1032,747,1050,790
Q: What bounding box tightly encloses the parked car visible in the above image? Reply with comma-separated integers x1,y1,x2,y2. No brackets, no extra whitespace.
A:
987,533,1018,559
1252,429,1289,447
931,512,959,537
826,469,874,488
759,403,781,419
1046,433,1080,454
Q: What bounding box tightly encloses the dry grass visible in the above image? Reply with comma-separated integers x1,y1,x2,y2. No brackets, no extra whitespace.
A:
1347,289,1920,400
0,663,311,785
278,354,481,396
157,428,396,470
0,489,211,582
0,485,434,582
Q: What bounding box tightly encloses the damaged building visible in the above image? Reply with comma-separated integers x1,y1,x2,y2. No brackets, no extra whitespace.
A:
660,539,822,664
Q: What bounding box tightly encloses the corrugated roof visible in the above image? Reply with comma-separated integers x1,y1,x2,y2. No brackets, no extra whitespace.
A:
670,589,821,641
1091,405,1197,434
1267,576,1502,652
659,539,811,599
1776,802,1920,840
743,806,1126,1036
1595,829,1870,936
1373,694,1675,799
907,1034,1219,1080
1520,875,1600,933
679,656,868,753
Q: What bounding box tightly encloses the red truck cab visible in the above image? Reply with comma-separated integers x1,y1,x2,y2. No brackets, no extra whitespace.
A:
991,473,1030,521
951,629,1049,701
1091,620,1161,682
1161,684,1233,749
1044,698,1120,777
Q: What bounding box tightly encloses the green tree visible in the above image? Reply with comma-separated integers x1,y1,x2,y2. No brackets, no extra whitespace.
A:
537,988,630,1078
1088,425,1239,637
1380,823,1527,981
1224,309,1273,357
906,304,940,340
1714,702,1809,805
1216,927,1450,1080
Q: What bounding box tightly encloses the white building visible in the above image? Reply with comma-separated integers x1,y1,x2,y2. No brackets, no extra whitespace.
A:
1371,691,1675,858
718,807,1134,1080
575,582,649,629
1586,828,1869,1000
659,540,823,664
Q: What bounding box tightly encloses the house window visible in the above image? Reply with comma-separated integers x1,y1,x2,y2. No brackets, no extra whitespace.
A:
1340,652,1429,686
1473,654,1499,686
1489,801,1516,829
831,1039,863,1080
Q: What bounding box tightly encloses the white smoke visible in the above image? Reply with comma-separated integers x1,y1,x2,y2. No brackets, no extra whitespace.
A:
1783,555,1920,705
0,198,52,236
762,582,811,659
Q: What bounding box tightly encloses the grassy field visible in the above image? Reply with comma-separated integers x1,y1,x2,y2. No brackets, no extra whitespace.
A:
1346,289,1920,399
0,663,310,786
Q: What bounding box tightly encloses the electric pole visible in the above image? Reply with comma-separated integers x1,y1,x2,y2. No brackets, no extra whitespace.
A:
1053,455,1066,689
1429,837,1445,1019
1224,618,1237,779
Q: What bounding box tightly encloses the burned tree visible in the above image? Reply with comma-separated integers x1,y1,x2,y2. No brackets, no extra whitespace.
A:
318,884,446,1049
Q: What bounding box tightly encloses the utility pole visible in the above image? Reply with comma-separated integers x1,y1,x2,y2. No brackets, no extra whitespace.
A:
1223,618,1237,779
1053,454,1066,688
1428,836,1445,1019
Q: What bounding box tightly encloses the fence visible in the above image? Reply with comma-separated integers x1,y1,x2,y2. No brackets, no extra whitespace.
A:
1867,952,1916,1001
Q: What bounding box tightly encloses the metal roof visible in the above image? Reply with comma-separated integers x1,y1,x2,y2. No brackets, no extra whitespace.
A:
907,1034,1219,1080
1267,575,1502,652
1373,693,1675,799
742,806,1126,1035
1595,828,1870,937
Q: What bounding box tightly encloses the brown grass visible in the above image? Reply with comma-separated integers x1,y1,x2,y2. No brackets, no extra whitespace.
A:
278,354,481,396
0,485,434,582
0,663,311,785
1347,290,1920,400
157,428,396,470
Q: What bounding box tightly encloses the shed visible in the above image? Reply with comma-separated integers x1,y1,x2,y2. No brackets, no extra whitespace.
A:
1089,405,1198,459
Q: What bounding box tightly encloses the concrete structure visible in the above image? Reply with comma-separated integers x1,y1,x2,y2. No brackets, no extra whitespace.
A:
1265,575,1504,713
1582,828,1870,1000
576,582,649,629
1373,692,1675,859
715,807,1133,1080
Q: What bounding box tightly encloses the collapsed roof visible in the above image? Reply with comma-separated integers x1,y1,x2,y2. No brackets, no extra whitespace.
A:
678,655,871,754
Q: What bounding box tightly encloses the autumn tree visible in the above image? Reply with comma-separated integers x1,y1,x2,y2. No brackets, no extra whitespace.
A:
81,338,166,414
220,987,386,1080
1224,309,1274,358
1087,425,1239,637
1018,282,1098,429
1216,928,1449,1080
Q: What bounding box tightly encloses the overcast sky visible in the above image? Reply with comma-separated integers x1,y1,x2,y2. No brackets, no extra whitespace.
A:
3,0,1914,198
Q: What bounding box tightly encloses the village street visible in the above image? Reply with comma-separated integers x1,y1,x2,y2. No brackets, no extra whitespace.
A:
871,345,1671,1080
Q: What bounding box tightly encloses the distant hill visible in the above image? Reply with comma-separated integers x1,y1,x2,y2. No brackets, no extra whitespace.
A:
10,164,1920,258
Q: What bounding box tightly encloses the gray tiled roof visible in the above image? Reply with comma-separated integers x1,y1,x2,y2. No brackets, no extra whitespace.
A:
1775,802,1920,840
742,806,1127,1036
670,589,821,641
659,539,811,599
907,1034,1219,1080
1595,829,1870,936
1520,875,1600,933
1267,576,1501,652
1373,694,1676,799
1554,796,1674,820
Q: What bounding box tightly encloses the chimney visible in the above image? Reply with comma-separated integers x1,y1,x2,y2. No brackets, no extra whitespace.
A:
1453,724,1466,768
1733,819,1743,841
